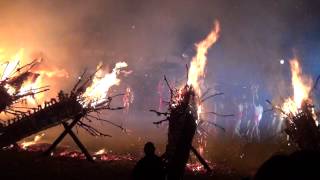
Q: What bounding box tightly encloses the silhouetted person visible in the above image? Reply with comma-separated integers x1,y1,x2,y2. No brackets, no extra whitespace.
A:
132,142,165,180
253,154,293,180
254,151,320,180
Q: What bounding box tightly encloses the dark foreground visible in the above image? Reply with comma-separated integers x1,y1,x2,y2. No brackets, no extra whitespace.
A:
0,140,302,180
0,150,244,180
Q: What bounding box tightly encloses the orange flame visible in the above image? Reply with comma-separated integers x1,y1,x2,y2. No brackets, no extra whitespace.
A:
0,48,69,105
18,68,69,105
187,21,220,94
20,133,45,149
94,148,106,155
186,21,220,121
282,58,312,115
0,49,23,81
81,62,129,107
184,22,220,159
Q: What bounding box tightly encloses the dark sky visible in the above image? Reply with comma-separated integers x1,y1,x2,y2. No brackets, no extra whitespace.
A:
1,0,320,150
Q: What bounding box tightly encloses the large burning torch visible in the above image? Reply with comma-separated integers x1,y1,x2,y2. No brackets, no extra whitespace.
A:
151,21,232,179
267,58,320,151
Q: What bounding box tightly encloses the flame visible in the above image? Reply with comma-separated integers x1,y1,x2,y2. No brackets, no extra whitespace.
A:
18,69,68,105
52,147,134,161
186,21,220,121
0,49,23,81
81,62,128,107
4,84,16,95
0,48,69,105
94,148,106,155
282,58,312,115
187,21,220,93
20,133,45,149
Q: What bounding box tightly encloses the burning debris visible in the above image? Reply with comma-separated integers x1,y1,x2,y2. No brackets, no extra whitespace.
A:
0,61,130,161
159,83,199,179
151,21,232,178
0,49,70,117
20,133,45,150
6,140,136,162
0,58,49,115
267,58,320,151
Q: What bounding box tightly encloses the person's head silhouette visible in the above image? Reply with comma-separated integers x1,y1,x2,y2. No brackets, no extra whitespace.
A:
144,142,156,156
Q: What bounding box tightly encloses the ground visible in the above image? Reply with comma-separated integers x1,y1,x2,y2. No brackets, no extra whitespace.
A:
0,140,293,180
0,150,243,180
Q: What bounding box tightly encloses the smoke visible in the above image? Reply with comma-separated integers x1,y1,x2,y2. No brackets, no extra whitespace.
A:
1,0,320,158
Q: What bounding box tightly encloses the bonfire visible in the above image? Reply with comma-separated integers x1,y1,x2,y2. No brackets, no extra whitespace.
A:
151,21,233,178
267,58,320,151
0,58,49,114
0,59,130,161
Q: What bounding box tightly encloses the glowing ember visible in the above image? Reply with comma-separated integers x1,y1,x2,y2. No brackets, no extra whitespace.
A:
81,62,129,107
282,58,313,116
186,162,211,173
54,148,135,161
94,148,106,155
20,133,45,150
197,136,206,155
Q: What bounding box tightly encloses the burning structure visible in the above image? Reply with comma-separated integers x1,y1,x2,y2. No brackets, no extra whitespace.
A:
0,58,49,115
0,58,130,161
151,21,227,179
268,58,320,151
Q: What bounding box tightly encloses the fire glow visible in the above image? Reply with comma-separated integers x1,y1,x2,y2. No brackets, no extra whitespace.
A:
94,148,106,155
20,133,45,150
282,58,313,116
187,21,220,93
81,62,129,108
0,48,68,105
187,21,220,123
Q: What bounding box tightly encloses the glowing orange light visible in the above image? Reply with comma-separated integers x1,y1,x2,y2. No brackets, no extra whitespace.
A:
94,148,106,155
187,21,220,94
20,133,45,149
0,48,69,105
186,21,220,121
81,62,129,107
282,58,312,115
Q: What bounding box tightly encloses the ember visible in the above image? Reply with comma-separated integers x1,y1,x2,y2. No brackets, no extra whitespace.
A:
20,133,45,150
186,162,211,174
15,142,136,162
94,148,106,155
